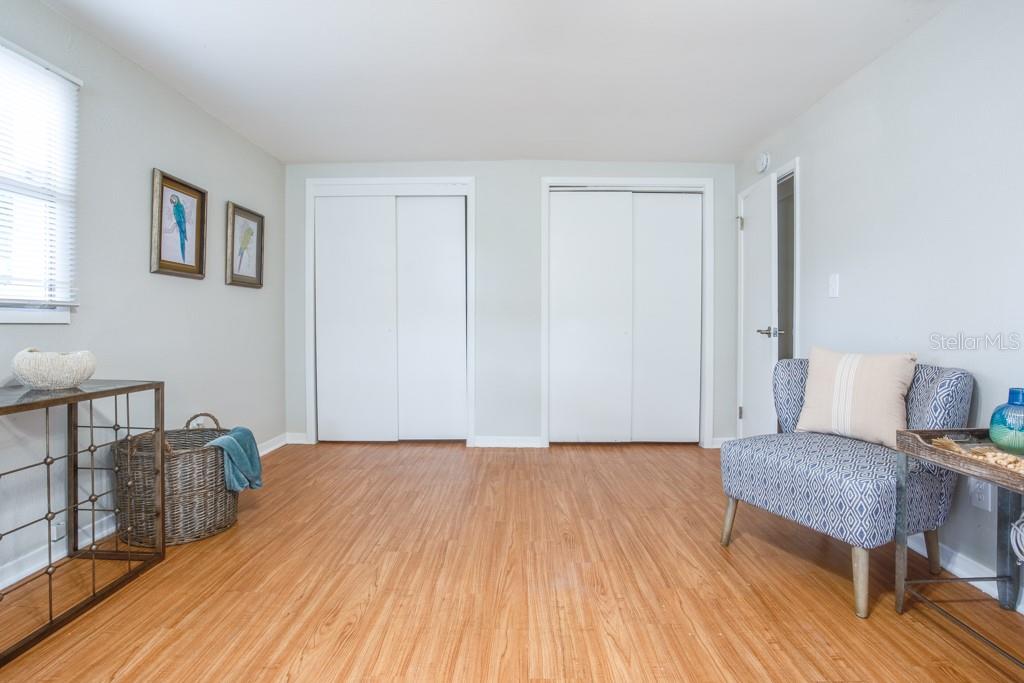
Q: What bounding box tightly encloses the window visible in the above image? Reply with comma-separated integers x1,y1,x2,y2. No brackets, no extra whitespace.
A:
0,41,79,323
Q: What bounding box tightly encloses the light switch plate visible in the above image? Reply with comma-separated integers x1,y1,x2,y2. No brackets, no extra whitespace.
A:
828,274,840,298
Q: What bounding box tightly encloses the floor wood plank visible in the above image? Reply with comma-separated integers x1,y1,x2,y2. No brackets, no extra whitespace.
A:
3,441,1023,681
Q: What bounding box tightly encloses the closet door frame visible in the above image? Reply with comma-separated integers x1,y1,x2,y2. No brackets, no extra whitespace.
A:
305,177,475,444
540,177,716,448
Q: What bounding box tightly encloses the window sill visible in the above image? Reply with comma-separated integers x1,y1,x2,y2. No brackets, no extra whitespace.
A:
0,307,71,324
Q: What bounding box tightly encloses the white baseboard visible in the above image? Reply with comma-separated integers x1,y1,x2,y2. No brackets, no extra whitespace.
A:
258,433,287,456
259,432,320,455
469,436,731,449
285,431,316,445
907,534,1022,613
468,436,549,448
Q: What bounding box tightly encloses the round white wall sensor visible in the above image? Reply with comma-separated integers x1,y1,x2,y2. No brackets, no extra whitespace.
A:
757,152,771,174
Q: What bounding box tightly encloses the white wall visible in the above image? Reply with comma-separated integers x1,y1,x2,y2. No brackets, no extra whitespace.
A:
736,0,1024,590
285,161,737,442
1,0,285,585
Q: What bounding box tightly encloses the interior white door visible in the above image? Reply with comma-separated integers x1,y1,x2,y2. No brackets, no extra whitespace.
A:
549,191,633,442
631,193,702,441
396,196,467,439
738,175,779,437
315,195,398,440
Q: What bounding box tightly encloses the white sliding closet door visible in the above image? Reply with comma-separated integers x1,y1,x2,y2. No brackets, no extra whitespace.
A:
549,192,634,442
631,193,702,441
548,189,703,443
315,196,398,441
396,196,467,439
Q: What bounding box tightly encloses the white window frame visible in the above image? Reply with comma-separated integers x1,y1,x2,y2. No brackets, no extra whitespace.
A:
0,307,71,324
0,38,81,325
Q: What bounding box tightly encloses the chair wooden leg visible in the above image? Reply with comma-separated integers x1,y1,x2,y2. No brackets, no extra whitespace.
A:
924,529,941,575
852,546,870,618
721,497,738,546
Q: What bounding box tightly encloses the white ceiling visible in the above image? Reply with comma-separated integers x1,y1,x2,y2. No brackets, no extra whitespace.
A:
46,0,951,163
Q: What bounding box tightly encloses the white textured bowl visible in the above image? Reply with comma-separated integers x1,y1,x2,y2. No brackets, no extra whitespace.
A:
11,348,97,390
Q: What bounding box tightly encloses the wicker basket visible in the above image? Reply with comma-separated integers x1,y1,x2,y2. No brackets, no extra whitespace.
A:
113,413,238,546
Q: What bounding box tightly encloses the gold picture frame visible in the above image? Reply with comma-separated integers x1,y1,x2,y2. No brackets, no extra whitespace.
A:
225,202,264,288
150,169,207,278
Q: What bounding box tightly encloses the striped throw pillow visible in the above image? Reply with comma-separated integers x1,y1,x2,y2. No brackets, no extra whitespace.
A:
795,347,917,449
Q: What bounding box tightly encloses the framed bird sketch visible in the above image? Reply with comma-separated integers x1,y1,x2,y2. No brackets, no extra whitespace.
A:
225,202,264,288
150,169,207,278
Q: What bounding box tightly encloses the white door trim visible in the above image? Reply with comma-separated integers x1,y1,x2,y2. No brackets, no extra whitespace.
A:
540,177,716,448
304,177,476,445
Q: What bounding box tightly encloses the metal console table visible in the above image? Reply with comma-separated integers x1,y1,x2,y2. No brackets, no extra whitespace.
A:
895,428,1023,669
0,380,164,667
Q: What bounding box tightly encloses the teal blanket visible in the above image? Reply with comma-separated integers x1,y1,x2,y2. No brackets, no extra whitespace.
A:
208,427,263,492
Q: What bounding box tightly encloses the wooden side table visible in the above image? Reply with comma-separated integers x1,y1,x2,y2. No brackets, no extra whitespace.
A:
0,380,164,667
895,428,1023,669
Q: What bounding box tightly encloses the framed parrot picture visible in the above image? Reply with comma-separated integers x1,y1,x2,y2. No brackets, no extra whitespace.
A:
150,169,207,278
225,202,264,288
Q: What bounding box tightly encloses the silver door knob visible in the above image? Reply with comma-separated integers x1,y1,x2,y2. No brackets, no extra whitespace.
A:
756,327,773,336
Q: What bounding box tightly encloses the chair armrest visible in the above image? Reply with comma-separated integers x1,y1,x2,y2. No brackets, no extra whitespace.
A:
907,366,974,430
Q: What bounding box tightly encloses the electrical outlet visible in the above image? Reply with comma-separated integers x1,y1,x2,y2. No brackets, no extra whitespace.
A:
50,521,66,543
969,477,993,512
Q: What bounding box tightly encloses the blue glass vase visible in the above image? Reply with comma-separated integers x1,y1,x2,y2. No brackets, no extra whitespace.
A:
990,388,1024,455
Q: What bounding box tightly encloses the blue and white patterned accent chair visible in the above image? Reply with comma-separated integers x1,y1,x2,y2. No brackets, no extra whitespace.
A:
719,359,973,617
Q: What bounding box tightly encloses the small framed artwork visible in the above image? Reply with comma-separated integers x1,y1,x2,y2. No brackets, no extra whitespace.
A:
150,169,207,278
225,202,264,288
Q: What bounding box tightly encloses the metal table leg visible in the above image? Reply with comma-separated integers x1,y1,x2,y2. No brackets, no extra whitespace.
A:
895,451,909,613
66,401,79,556
997,488,1022,610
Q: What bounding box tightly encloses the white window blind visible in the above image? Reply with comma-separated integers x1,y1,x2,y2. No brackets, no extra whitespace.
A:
0,42,78,311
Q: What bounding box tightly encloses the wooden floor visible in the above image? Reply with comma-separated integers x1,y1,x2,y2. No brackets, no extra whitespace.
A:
4,442,1024,681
